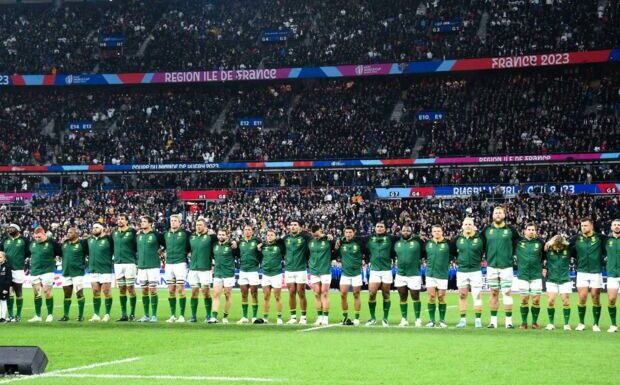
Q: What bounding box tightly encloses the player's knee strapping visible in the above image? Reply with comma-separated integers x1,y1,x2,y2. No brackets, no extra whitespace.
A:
471,287,482,304
501,291,513,306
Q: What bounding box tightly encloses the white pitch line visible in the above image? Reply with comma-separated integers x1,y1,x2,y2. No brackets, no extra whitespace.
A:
297,324,340,332
43,373,282,382
0,357,140,384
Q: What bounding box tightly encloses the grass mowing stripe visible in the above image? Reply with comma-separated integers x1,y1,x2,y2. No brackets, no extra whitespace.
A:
297,324,340,332
44,374,283,382
0,357,140,384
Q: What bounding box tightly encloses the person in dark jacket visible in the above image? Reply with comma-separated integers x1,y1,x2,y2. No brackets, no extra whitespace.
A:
0,251,13,322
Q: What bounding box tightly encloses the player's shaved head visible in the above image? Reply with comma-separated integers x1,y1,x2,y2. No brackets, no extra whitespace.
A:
401,225,412,239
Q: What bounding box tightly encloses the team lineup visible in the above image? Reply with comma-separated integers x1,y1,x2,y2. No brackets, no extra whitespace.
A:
0,206,619,333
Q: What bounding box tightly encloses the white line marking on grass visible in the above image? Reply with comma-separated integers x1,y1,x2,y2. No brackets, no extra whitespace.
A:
43,374,283,382
297,324,340,332
0,357,140,384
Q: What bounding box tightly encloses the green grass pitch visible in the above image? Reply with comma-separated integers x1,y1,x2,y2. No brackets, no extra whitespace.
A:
0,289,617,385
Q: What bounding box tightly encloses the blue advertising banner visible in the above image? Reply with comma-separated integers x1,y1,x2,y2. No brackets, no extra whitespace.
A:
99,35,126,48
375,184,620,199
261,29,291,42
68,121,93,131
238,117,264,127
416,111,445,121
432,20,462,33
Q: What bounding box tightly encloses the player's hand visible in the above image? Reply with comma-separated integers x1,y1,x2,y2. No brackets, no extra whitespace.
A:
327,234,334,241
257,243,262,251
335,239,341,249
231,240,238,249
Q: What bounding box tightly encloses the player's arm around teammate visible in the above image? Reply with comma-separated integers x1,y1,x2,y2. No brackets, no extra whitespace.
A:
514,223,545,330
209,229,237,324
136,216,166,323
423,225,451,328
0,223,29,322
283,220,311,325
237,225,262,324
336,226,364,326
187,218,215,323
27,227,61,323
87,223,115,322
569,217,606,332
480,205,519,329
543,235,572,331
111,214,138,322
58,227,88,322
163,214,191,323
604,219,620,333
260,230,285,324
308,224,334,326
454,217,485,329
393,225,424,327
364,222,395,327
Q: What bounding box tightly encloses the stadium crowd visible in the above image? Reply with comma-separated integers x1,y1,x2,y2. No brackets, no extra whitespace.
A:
1,188,617,243
0,163,617,192
0,67,616,165
0,0,617,74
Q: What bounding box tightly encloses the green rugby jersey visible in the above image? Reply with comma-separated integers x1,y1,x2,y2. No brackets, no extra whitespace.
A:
189,233,216,271
111,227,137,264
137,230,165,269
239,236,261,272
366,234,396,271
481,223,519,269
606,235,620,278
61,239,88,277
283,232,312,272
261,241,284,276
87,235,114,274
569,232,606,274
394,236,423,276
424,238,452,280
29,238,61,276
213,241,237,278
338,237,365,277
515,237,545,281
308,236,333,276
164,229,191,264
451,232,484,273
545,248,570,284
1,235,30,270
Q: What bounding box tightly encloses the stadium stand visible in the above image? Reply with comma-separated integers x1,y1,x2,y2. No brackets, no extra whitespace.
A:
0,0,617,73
